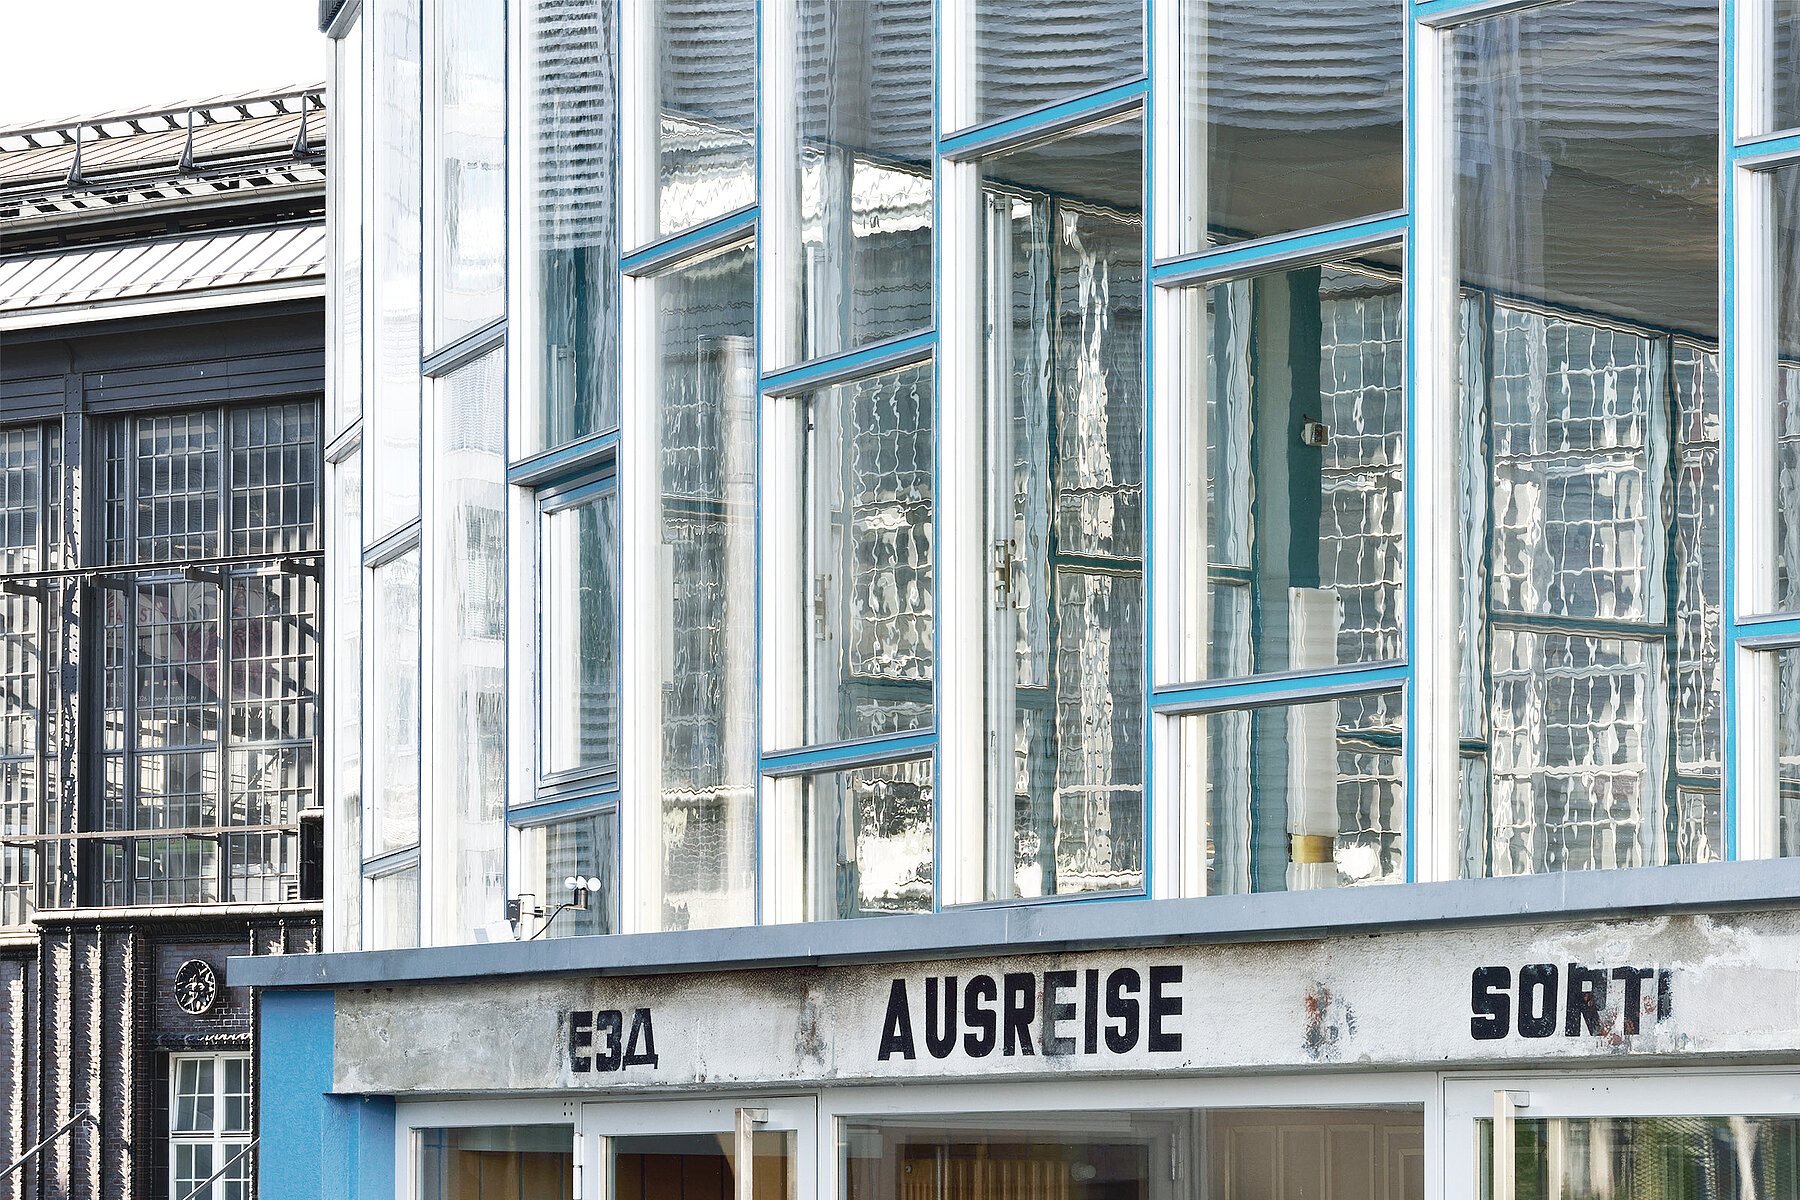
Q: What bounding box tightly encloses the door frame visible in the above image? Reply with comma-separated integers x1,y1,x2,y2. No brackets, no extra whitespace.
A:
393,1096,582,1199
578,1094,820,1200
1442,1068,1800,1199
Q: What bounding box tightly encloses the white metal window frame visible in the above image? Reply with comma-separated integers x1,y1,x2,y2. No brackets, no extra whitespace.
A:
1442,1068,1800,1199
393,1096,578,1200
169,1052,253,1200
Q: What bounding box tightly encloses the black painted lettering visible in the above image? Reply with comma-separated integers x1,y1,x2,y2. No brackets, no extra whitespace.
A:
1517,964,1558,1038
1657,969,1673,1022
1104,968,1141,1053
1002,972,1036,1056
964,974,998,1058
1083,969,1100,1056
1148,966,1183,1053
924,976,957,1060
1612,966,1654,1035
1042,971,1077,1057
1564,964,1608,1037
623,1008,659,1067
595,1009,624,1072
878,979,917,1061
1470,967,1512,1041
569,1010,594,1073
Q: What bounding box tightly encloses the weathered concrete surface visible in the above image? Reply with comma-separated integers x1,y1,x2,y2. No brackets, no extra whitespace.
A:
334,910,1800,1095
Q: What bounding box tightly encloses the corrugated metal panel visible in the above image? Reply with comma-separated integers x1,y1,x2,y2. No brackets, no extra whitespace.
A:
0,224,325,314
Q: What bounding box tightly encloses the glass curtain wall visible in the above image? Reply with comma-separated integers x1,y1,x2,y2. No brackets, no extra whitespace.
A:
370,0,424,537
650,241,758,931
367,545,422,947
979,114,1146,901
1450,0,1722,876
433,0,507,345
650,0,756,239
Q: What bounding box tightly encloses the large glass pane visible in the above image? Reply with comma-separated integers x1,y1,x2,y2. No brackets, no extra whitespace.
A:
331,24,364,435
1451,1,1720,877
433,0,507,345
367,862,420,950
432,352,507,942
418,1126,575,1200
784,757,933,921
541,487,619,775
654,242,756,930
783,0,933,366
515,808,615,937
980,114,1145,900
1772,165,1800,613
1176,691,1404,894
789,363,934,745
172,1058,213,1133
1173,1,1402,252
846,1108,1424,1198
1769,0,1800,137
0,425,44,925
971,0,1143,128
1480,1115,1800,1199
370,0,423,536
368,547,421,856
610,1129,794,1200
527,0,620,450
329,452,362,950
1170,255,1404,685
652,0,756,239
1776,648,1800,856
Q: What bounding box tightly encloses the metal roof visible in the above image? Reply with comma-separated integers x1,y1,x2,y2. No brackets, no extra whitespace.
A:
0,221,325,323
0,87,326,221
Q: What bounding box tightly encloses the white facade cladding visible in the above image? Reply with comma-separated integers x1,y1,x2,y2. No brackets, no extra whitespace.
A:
240,0,1800,1196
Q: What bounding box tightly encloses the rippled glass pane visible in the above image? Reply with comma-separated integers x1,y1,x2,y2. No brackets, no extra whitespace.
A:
787,363,934,745
786,0,932,366
371,0,423,535
1172,256,1404,685
434,0,507,345
980,115,1144,900
654,0,755,238
795,758,934,920
1774,649,1800,856
369,547,421,856
972,0,1142,127
332,28,364,435
1481,1116,1800,1200
1771,0,1800,136
655,242,756,930
329,453,361,950
528,0,620,449
517,808,615,937
1181,691,1404,895
1772,165,1800,612
368,862,421,950
1173,1,1402,252
1451,1,1719,877
541,487,619,775
432,352,507,942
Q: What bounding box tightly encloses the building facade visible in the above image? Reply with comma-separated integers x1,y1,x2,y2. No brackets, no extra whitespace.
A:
248,0,1800,1196
0,91,328,1198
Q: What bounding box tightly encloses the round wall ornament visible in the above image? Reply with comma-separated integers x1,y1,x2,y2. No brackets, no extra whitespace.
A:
173,959,219,1015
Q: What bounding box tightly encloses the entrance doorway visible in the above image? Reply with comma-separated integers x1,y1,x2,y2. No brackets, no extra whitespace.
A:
581,1098,817,1200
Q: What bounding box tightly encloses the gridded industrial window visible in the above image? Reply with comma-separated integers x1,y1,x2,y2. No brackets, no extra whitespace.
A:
170,1053,252,1200
0,422,60,924
98,403,321,905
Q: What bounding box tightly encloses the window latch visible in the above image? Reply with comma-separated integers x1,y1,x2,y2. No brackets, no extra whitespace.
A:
991,539,1016,606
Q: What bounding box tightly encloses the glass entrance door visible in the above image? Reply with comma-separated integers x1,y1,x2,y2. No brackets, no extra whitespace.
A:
1445,1074,1800,1200
579,1097,817,1200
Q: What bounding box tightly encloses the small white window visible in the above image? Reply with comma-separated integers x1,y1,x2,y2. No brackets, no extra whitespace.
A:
170,1054,252,1200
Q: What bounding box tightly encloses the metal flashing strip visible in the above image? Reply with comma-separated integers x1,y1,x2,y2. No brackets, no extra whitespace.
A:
1730,129,1800,168
229,857,1800,989
34,901,321,924
422,317,506,378
507,429,620,488
760,730,938,777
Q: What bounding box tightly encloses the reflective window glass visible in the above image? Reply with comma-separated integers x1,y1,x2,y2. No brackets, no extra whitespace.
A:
433,0,507,345
1772,164,1800,613
783,0,933,366
331,27,364,435
527,0,621,450
979,114,1145,900
971,0,1143,127
1481,1115,1800,1199
516,808,616,937
1450,1,1721,876
541,486,619,776
1173,691,1404,894
329,453,362,951
652,0,756,239
1173,1,1402,252
1775,648,1800,857
370,0,423,536
778,362,934,747
431,352,507,941
368,547,421,857
1168,254,1404,685
418,1126,576,1200
775,757,933,921
653,241,757,930
367,861,421,950
1770,0,1800,136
